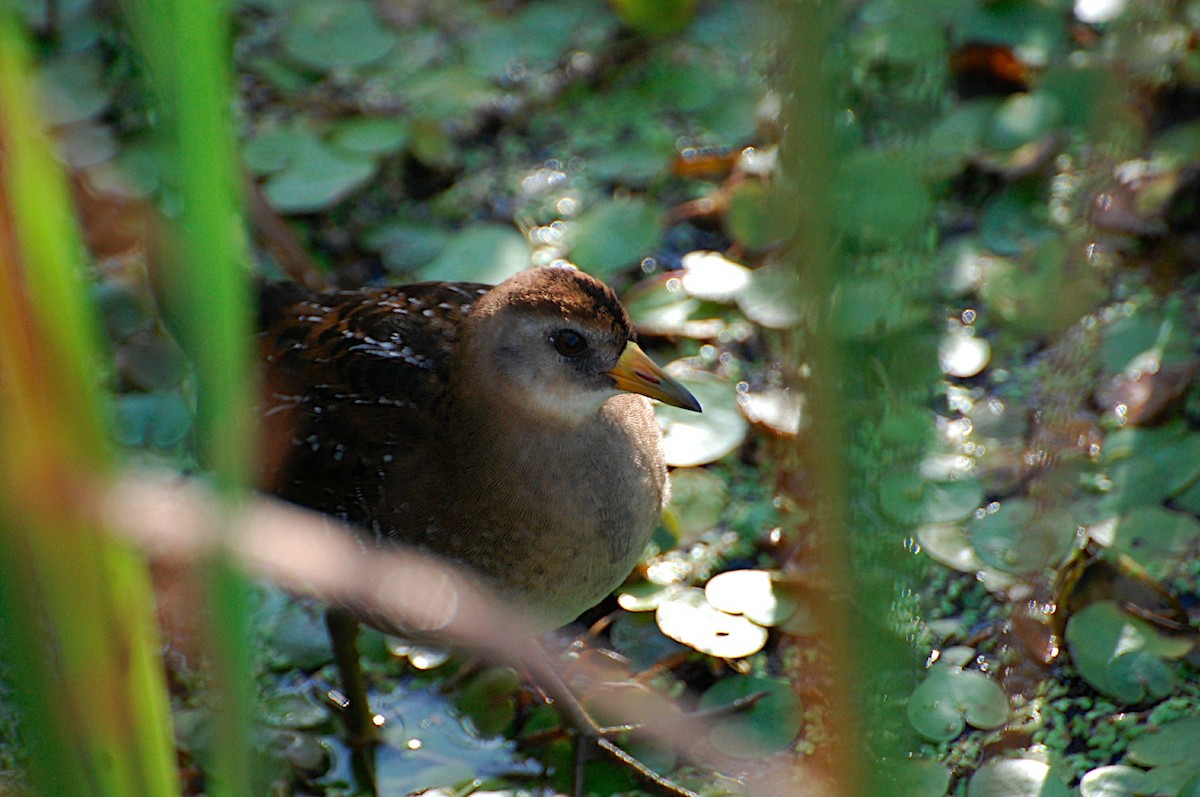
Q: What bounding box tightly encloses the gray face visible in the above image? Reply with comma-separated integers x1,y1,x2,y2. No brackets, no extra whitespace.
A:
475,310,628,422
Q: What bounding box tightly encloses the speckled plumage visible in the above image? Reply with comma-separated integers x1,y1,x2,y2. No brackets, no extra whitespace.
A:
257,266,695,628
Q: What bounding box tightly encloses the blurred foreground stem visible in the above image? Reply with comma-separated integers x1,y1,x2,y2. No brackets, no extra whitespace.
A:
0,12,179,797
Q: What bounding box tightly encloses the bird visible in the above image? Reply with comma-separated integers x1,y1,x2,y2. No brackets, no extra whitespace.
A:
255,265,701,630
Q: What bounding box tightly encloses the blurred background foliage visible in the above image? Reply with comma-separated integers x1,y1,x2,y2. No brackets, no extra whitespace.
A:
5,0,1200,795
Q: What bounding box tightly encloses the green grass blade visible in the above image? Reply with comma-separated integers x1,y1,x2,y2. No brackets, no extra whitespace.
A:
0,11,180,797
121,0,256,793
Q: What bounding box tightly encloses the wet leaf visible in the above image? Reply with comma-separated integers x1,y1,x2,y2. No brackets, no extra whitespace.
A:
1079,765,1150,797
738,387,803,437
267,602,333,670
1127,717,1200,766
970,499,1079,575
705,569,796,627
698,676,801,759
114,392,193,449
917,523,985,573
246,127,376,213
832,152,932,246
418,224,531,284
260,693,329,730
622,272,728,338
907,664,1009,742
609,610,687,669
1101,422,1200,512
880,469,984,525
892,758,953,797
983,92,1063,152
458,666,520,737
655,587,767,658
1065,601,1189,703
565,198,660,280
736,263,804,329
679,251,751,301
330,117,410,156
38,52,111,125
1107,505,1200,579
656,365,747,467
663,467,728,541
611,0,697,36
967,759,1071,797
282,0,395,71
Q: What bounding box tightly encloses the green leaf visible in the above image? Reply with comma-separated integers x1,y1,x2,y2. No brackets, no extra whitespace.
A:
1065,601,1188,703
704,569,797,627
566,198,660,280
698,676,801,758
1079,765,1150,797
282,0,395,70
907,665,1009,742
967,759,1071,797
655,366,747,467
1127,717,1200,766
418,224,530,284
655,587,767,658
968,499,1076,575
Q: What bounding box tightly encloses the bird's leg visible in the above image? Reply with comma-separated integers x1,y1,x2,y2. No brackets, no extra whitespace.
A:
521,642,702,797
324,607,378,793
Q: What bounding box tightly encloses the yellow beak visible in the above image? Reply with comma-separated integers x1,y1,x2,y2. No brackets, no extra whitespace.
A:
607,342,702,412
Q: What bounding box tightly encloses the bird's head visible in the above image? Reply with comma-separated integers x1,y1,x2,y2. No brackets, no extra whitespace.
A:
462,267,701,424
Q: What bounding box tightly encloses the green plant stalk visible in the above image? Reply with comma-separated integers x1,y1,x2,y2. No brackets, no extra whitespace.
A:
775,1,923,794
122,0,255,793
0,11,179,797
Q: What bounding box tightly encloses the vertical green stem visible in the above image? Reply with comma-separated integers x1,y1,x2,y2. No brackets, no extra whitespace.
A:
122,0,255,793
0,11,179,797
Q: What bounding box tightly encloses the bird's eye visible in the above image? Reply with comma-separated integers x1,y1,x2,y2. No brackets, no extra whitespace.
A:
551,329,588,357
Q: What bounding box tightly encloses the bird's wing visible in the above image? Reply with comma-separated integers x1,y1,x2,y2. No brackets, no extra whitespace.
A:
255,279,491,521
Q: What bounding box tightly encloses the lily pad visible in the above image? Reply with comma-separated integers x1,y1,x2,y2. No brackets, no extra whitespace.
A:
246,127,376,213
1101,422,1200,512
655,365,747,467
458,666,521,737
697,676,801,759
330,117,410,156
282,0,395,71
832,151,932,247
983,92,1063,152
260,693,329,730
704,569,796,627
967,759,1071,797
655,587,767,658
736,263,804,329
829,277,927,340
968,499,1077,575
917,523,985,573
1107,505,1200,578
879,469,984,525
565,198,660,280
621,272,728,338
662,467,728,542
418,224,531,284
907,664,1010,742
38,52,112,126
1079,765,1150,797
1065,600,1190,703
679,251,751,301
1127,717,1200,766
114,392,193,450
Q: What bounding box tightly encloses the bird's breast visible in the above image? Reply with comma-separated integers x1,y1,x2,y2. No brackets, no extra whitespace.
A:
411,394,667,628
